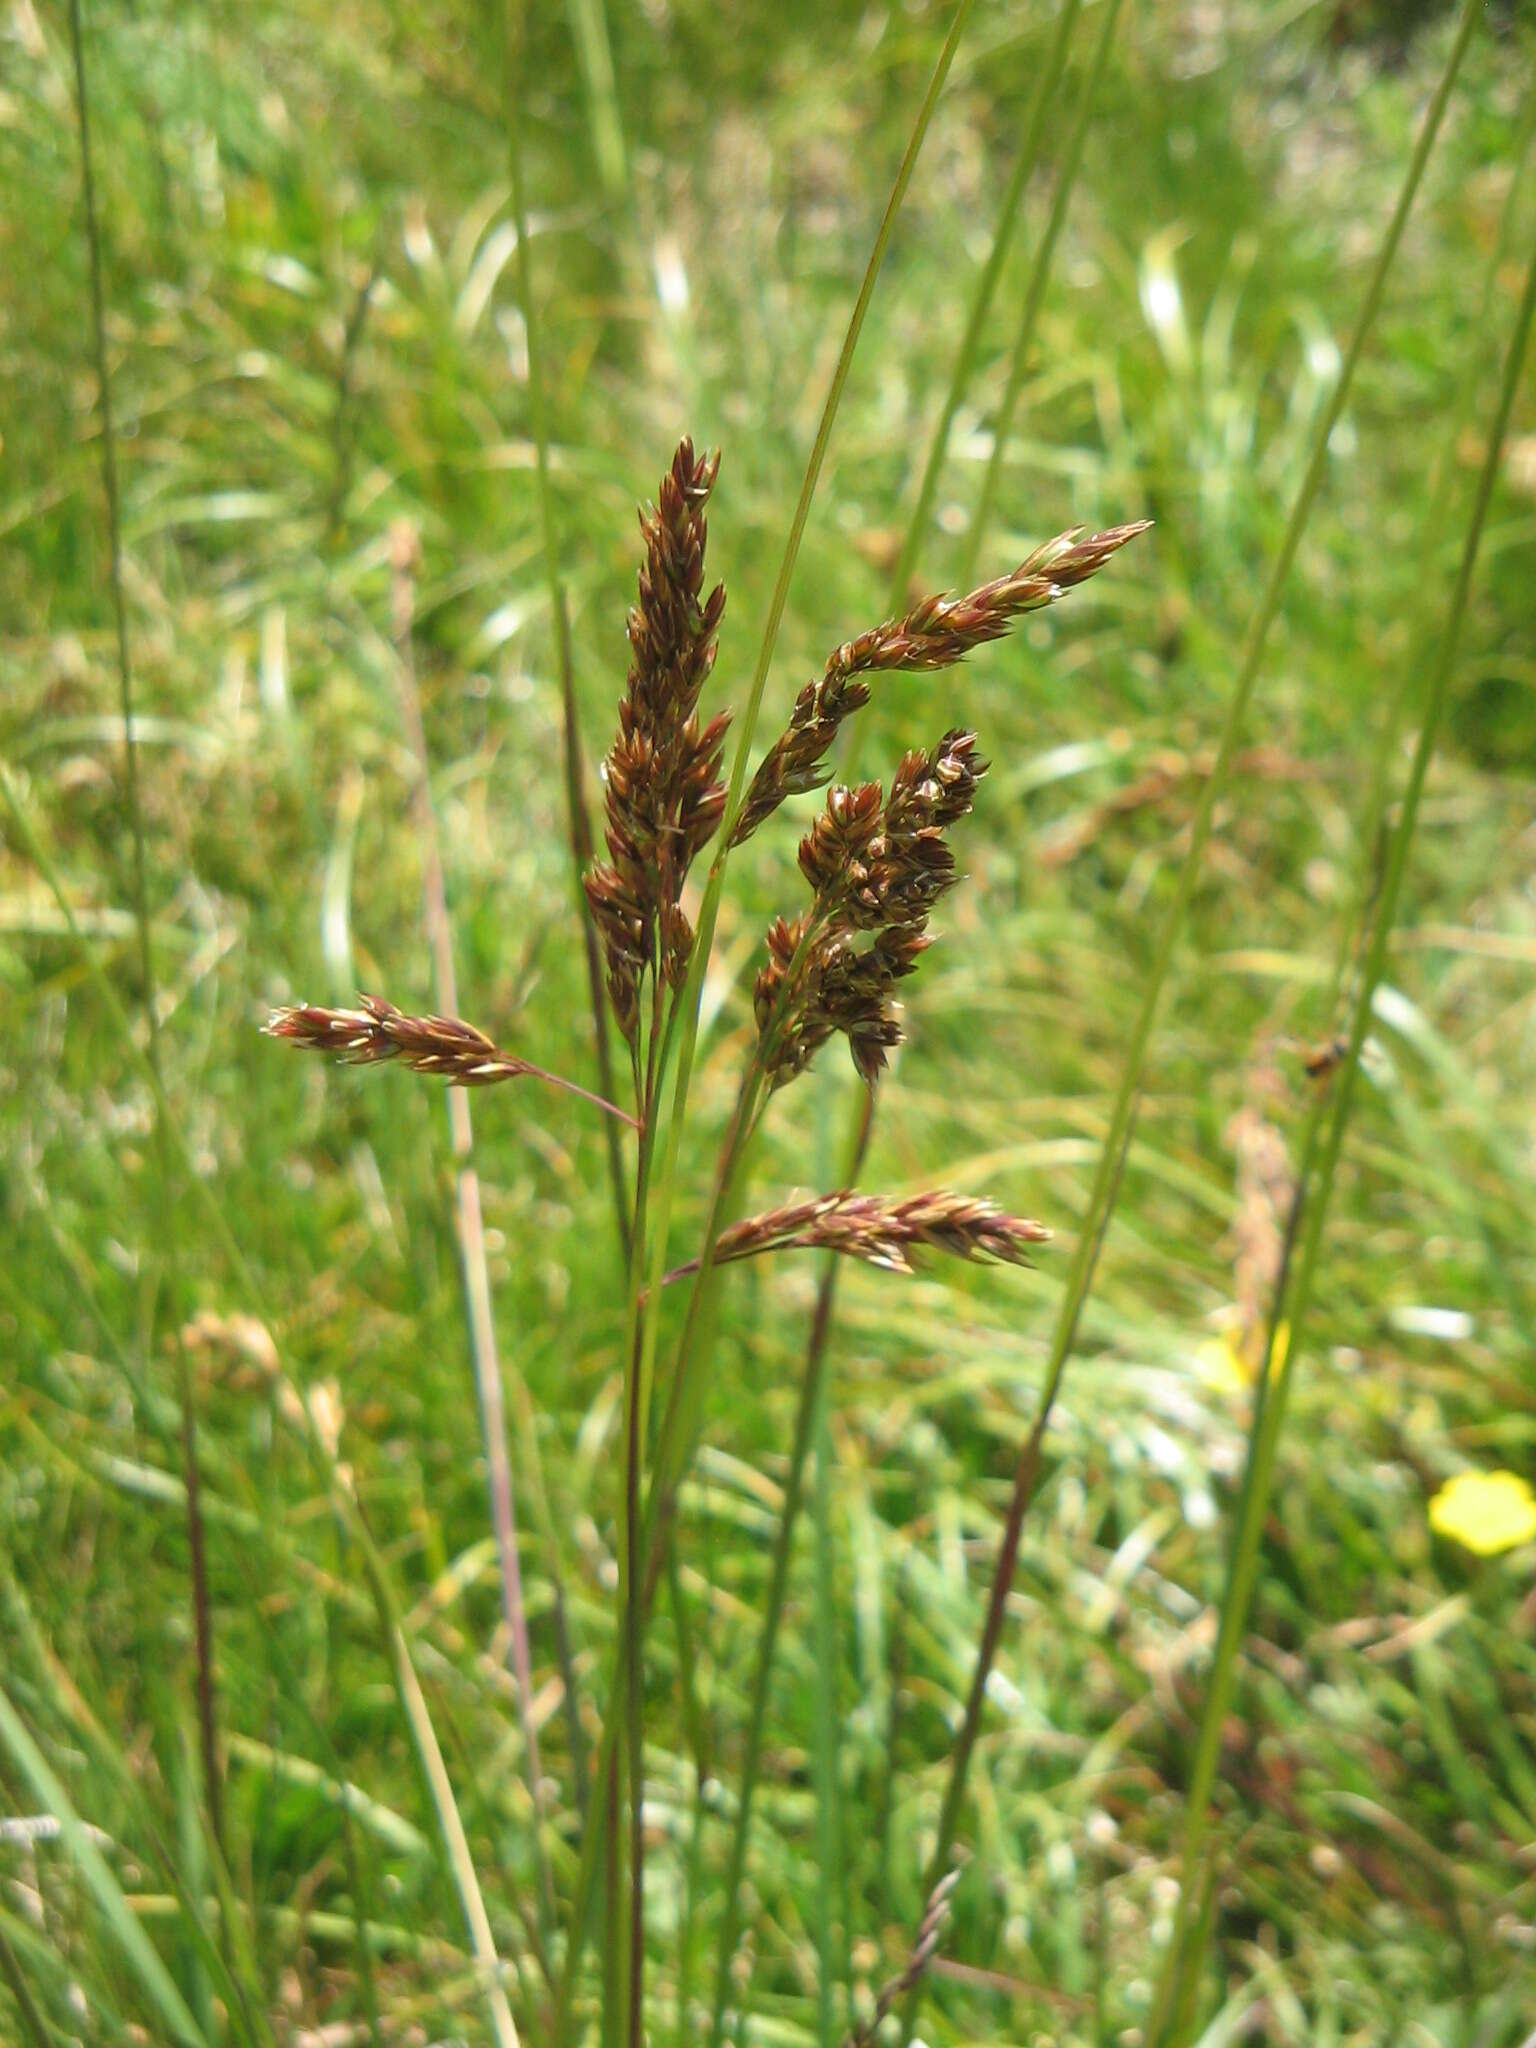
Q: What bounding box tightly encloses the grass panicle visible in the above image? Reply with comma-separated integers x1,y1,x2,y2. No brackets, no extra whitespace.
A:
660,1188,1050,1287
585,437,730,1042
733,523,1149,846
755,727,989,1086
265,995,641,1126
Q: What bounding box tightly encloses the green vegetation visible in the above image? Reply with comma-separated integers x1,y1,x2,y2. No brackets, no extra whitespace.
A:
3,1,1535,2044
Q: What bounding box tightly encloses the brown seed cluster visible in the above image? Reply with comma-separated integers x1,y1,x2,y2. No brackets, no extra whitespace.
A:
709,1190,1050,1276
584,438,730,1040
731,521,1150,847
754,729,986,1087
264,995,531,1084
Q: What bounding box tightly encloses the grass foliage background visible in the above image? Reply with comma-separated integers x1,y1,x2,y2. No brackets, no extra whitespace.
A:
3,0,1536,2040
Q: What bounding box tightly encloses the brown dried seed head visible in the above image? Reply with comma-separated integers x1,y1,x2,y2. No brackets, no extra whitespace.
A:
755,729,987,1088
686,1191,1050,1284
264,994,530,1085
587,437,731,1035
732,521,1147,847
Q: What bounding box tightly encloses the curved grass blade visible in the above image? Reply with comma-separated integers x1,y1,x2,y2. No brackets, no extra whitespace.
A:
960,0,1128,585
887,0,1084,607
0,767,525,2048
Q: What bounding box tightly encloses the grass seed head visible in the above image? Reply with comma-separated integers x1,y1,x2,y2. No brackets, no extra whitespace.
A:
264,994,531,1084
756,729,986,1087
712,1190,1050,1276
585,437,730,1036
731,521,1148,846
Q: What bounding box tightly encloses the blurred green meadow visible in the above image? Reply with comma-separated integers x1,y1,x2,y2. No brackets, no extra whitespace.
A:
3,0,1536,2041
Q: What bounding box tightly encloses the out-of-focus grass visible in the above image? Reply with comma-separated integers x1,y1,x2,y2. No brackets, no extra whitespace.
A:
2,0,1534,2042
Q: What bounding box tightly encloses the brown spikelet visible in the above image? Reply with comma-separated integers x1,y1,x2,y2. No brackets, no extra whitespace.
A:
754,728,986,1088
584,438,730,1037
732,521,1149,846
264,995,640,1126
664,1191,1048,1285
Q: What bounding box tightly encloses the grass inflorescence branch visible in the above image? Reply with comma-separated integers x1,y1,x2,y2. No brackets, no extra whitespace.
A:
265,995,642,1127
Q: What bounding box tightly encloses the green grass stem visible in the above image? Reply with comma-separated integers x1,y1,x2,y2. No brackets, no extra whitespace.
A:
889,0,1084,608
960,0,1127,586
505,0,632,1267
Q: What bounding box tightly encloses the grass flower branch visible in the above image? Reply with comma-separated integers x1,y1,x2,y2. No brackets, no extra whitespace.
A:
264,996,642,1127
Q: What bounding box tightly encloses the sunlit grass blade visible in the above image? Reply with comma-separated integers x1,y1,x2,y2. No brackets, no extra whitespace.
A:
505,0,632,1264
887,0,1084,606
899,3,1484,2034
565,0,627,198
1147,174,1536,2048
959,0,1127,584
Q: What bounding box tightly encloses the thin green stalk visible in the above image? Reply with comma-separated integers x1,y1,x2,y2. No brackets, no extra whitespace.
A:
1146,196,1536,2048
809,1357,843,2048
0,766,525,2048
565,0,627,198
888,0,1084,608
391,538,557,1936
899,7,1481,2034
66,0,223,1858
961,0,1127,586
670,1544,709,2048
394,552,561,1931
555,13,978,2029
707,1091,874,2045
614,979,670,2048
504,0,631,1265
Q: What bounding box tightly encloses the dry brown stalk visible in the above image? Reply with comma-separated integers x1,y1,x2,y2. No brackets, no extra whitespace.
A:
731,521,1150,847
754,728,987,1086
660,1190,1049,1287
844,1868,961,2048
584,438,730,1041
265,994,641,1128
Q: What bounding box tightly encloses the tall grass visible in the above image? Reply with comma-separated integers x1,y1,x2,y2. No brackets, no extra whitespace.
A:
4,2,1532,2044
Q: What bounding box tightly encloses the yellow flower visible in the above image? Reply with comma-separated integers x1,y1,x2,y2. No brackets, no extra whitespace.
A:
1428,1470,1536,1558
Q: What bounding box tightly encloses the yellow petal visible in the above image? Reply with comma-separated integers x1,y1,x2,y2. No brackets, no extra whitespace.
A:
1428,1469,1536,1558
